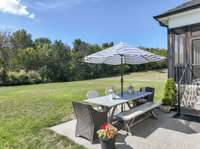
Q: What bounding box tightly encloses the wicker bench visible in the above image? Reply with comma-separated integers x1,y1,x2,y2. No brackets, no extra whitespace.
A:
116,102,160,134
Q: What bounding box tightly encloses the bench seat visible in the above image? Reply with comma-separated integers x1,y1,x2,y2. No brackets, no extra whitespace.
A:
116,102,160,121
115,102,160,134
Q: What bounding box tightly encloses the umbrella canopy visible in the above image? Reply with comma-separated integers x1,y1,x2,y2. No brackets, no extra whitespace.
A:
84,43,166,95
85,43,165,65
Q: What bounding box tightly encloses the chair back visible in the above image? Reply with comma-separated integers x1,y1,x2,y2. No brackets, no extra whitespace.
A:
87,90,99,99
72,102,108,143
140,87,155,102
72,102,93,127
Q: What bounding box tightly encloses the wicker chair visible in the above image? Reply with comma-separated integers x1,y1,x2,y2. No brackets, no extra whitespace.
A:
72,102,108,144
137,87,155,105
141,87,155,102
86,90,102,110
87,90,99,99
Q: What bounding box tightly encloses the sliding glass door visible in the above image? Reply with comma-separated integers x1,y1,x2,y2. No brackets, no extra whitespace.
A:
192,39,200,80
192,39,200,65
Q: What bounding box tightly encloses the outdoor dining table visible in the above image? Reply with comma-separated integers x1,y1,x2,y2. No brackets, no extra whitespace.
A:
84,91,152,122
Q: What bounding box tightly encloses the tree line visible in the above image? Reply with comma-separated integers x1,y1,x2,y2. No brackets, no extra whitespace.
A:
0,29,167,86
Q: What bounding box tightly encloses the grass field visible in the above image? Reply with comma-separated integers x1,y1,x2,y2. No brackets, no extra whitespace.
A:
0,70,167,149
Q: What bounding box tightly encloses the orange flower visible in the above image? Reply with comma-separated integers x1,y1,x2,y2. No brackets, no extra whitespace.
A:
97,123,118,139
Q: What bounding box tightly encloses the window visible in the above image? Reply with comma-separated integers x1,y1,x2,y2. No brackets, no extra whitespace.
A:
192,39,200,65
174,34,185,65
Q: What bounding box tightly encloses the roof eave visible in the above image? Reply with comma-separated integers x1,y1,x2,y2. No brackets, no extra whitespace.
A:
154,3,200,28
154,3,200,20
153,16,169,28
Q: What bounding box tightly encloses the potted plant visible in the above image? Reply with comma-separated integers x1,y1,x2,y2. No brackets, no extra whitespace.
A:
97,123,118,149
161,78,177,113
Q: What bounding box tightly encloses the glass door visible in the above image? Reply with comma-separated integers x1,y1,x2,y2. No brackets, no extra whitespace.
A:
192,39,200,80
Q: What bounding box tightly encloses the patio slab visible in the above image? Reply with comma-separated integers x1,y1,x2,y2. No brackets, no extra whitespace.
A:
50,111,200,149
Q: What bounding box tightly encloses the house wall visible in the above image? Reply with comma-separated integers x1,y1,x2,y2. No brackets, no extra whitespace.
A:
157,7,200,80
168,8,200,29
168,24,200,81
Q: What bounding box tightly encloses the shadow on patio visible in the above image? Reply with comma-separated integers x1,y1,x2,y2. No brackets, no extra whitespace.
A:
132,111,199,138
50,110,200,149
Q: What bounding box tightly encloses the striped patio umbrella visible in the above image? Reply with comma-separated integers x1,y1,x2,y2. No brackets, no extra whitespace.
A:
84,43,166,96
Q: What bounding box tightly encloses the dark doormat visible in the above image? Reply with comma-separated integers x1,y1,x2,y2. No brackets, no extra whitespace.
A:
172,113,200,123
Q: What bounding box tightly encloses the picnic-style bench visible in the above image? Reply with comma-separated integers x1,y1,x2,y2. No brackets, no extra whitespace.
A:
115,102,160,134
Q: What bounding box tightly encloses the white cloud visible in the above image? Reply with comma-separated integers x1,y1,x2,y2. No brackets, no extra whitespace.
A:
29,13,35,19
32,0,101,10
0,0,35,19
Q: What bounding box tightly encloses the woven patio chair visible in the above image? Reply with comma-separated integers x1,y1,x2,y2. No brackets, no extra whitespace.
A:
86,90,102,110
137,87,155,105
72,102,108,144
87,90,99,99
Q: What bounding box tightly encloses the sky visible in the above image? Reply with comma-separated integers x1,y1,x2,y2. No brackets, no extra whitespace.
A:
0,0,186,48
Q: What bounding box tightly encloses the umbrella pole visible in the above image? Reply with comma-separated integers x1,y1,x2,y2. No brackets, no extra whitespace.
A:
120,55,124,96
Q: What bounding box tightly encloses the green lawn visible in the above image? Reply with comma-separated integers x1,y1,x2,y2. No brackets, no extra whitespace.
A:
0,70,167,149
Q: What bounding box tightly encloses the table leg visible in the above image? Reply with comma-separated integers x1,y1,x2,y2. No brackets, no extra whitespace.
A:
121,104,124,112
110,106,117,117
108,106,117,123
102,106,110,112
126,102,132,109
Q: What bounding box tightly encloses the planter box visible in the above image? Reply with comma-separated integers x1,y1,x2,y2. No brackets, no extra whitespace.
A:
160,105,171,113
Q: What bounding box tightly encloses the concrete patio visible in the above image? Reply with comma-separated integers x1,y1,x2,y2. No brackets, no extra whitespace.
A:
50,111,200,149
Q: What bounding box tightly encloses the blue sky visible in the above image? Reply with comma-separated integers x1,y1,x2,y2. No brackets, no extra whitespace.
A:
0,0,185,48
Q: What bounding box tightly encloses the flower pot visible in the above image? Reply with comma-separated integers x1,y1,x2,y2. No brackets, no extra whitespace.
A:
160,105,171,113
100,138,116,149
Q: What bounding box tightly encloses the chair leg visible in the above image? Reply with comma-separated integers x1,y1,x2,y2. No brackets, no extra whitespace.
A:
151,110,158,119
121,104,124,112
124,120,134,136
131,101,137,108
126,102,132,109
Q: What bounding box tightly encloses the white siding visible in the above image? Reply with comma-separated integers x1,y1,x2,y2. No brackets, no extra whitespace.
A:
168,8,200,29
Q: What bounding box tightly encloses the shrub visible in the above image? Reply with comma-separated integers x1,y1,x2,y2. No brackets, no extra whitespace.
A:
18,70,29,84
28,71,42,84
162,78,177,106
5,70,42,85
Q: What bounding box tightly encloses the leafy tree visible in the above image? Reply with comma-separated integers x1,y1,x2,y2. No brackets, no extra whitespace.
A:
43,40,71,82
72,39,103,80
0,32,13,83
0,29,168,86
11,29,33,50
102,42,114,49
17,47,41,71
34,38,51,48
